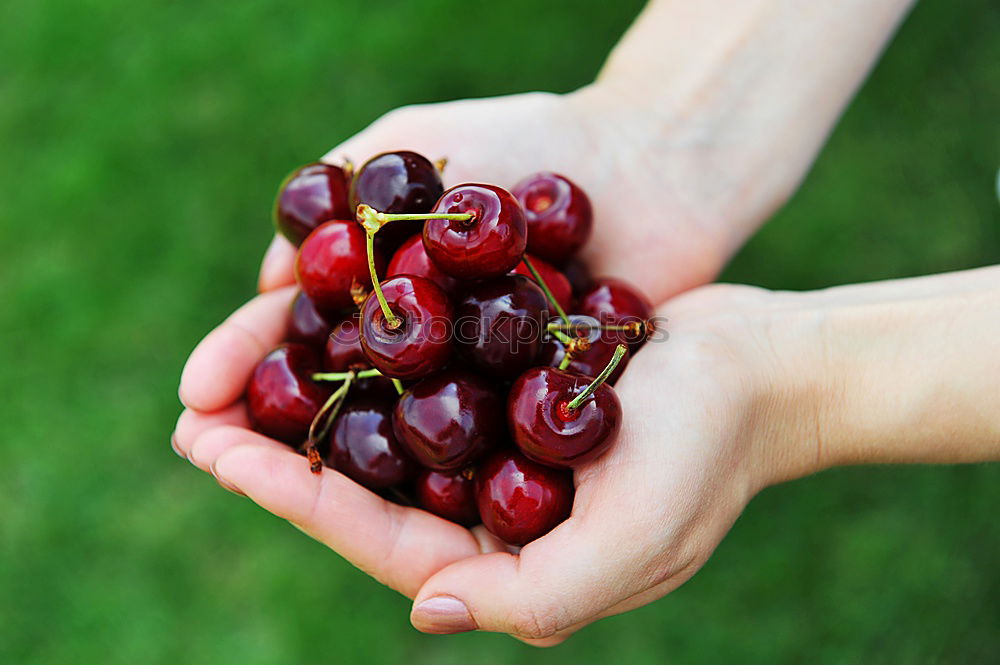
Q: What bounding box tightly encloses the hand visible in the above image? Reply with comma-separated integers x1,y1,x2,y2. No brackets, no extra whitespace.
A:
175,281,804,645
258,87,755,305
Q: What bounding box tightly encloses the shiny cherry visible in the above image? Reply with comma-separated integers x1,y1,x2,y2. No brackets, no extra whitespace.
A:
350,151,444,250
539,336,631,385
511,254,572,312
578,278,653,351
415,469,479,526
287,291,334,348
455,274,549,380
423,184,527,279
274,163,352,246
508,366,622,469
326,399,419,490
387,234,460,293
359,275,453,380
296,220,383,314
323,315,368,371
562,258,593,297
475,449,574,546
393,369,503,470
512,172,592,264
246,344,332,444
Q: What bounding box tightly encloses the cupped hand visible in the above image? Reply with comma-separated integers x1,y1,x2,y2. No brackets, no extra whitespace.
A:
175,280,812,645
259,88,743,305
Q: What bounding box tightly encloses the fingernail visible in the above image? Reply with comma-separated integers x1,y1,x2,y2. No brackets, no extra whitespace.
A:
170,433,184,458
412,596,476,634
210,464,246,496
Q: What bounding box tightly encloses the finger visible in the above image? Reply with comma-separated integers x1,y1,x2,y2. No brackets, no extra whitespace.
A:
179,286,295,412
408,486,675,640
172,404,250,462
212,439,483,598
187,424,291,474
258,235,297,293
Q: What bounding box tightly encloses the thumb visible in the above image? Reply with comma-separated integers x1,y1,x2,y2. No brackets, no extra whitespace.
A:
408,490,675,641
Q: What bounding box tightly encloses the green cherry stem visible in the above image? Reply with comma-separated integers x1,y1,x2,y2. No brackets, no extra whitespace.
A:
302,370,355,472
312,368,383,382
546,321,645,335
356,203,472,232
365,231,400,329
391,378,405,395
521,256,570,325
565,344,627,411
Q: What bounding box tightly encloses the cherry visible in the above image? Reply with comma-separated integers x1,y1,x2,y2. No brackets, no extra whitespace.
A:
246,344,332,444
393,369,503,470
423,184,527,279
287,291,334,348
350,151,444,250
359,275,453,381
455,274,550,380
562,258,593,297
540,336,631,385
326,399,419,490
274,163,352,246
512,172,592,264
387,234,460,293
475,449,574,546
512,254,572,313
323,315,367,371
296,220,383,314
507,363,623,469
578,278,653,351
415,469,479,526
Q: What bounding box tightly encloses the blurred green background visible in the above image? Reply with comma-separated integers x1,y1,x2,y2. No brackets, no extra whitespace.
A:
1,0,998,662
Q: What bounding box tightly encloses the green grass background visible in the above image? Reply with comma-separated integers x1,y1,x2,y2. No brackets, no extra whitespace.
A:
1,0,998,662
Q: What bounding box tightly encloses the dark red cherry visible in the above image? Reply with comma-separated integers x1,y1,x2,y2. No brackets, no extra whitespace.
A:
455,275,549,380
287,291,334,348
351,151,444,250
296,220,382,315
512,172,592,264
246,344,332,444
511,254,572,312
274,163,352,246
359,275,453,381
393,369,503,470
508,366,622,469
578,278,653,351
387,234,460,293
415,469,479,526
423,184,527,280
475,449,573,546
323,315,368,371
562,258,593,297
326,399,419,490
539,335,631,386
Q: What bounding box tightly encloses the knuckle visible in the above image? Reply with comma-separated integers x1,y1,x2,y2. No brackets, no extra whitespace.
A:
507,604,562,641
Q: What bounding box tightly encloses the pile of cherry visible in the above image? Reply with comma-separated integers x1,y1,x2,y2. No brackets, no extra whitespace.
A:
247,150,652,546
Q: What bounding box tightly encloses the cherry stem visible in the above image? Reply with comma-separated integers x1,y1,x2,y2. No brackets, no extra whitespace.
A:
565,344,626,411
521,256,570,325
391,378,405,395
550,329,574,346
312,368,383,382
356,203,472,233
365,230,401,329
302,371,355,473
547,321,645,335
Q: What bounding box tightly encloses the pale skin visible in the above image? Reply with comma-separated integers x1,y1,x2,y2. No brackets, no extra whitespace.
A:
174,0,999,647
